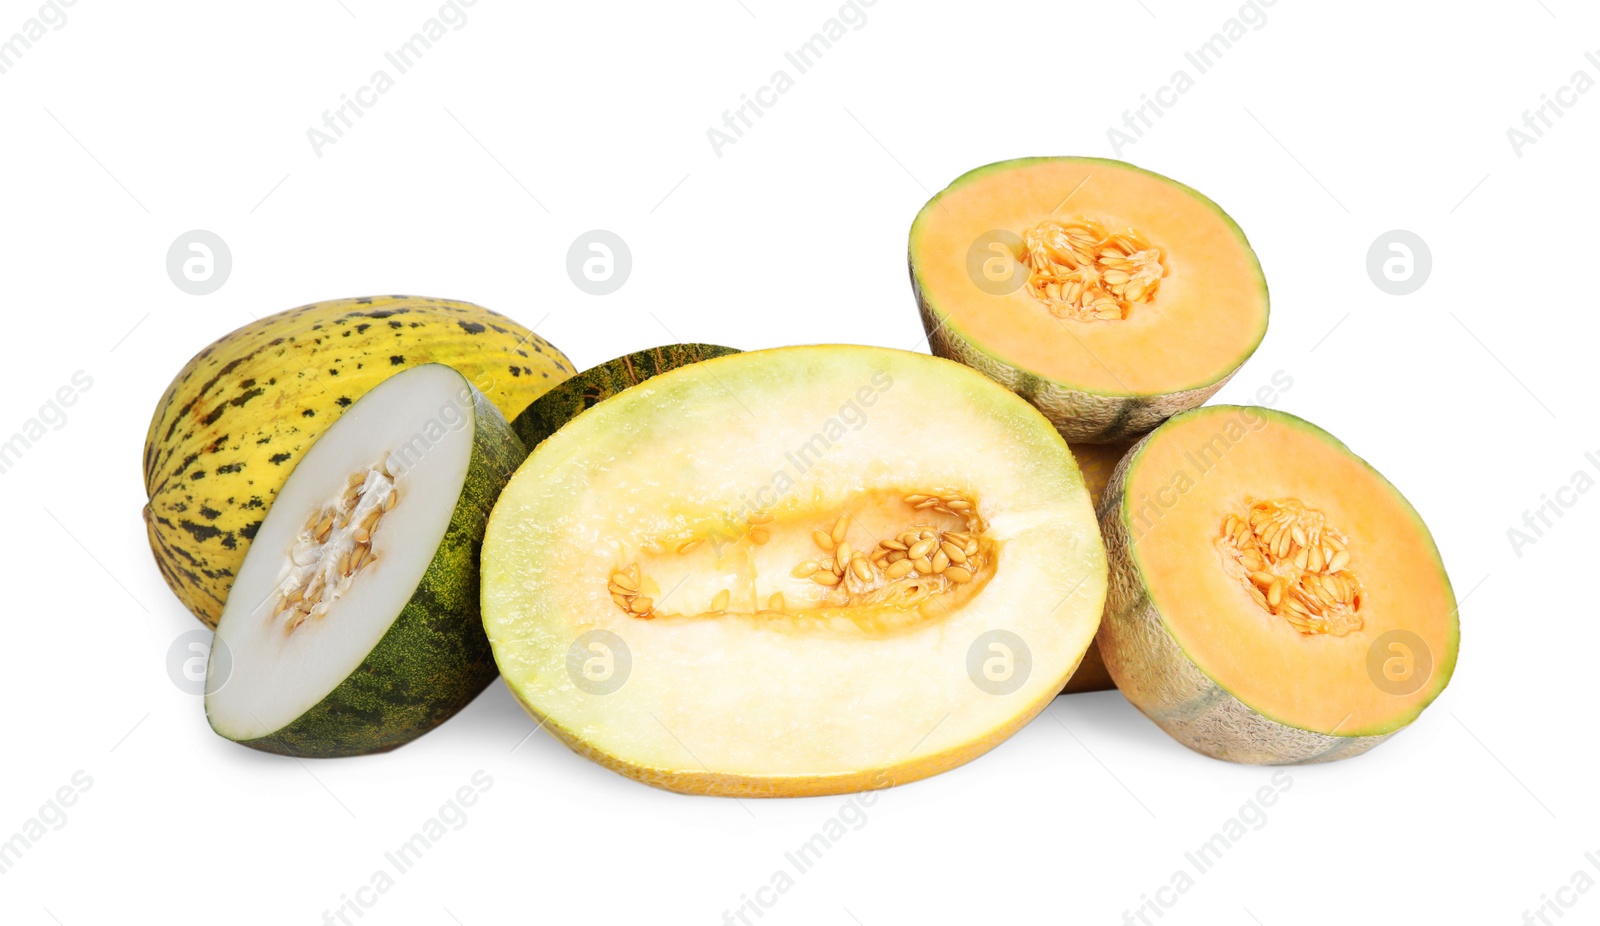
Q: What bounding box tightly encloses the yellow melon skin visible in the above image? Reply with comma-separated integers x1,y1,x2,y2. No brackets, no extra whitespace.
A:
1095,408,1457,764
506,664,1087,798
143,295,573,628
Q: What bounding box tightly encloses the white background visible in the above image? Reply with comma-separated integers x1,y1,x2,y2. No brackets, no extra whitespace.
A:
1,1,1594,923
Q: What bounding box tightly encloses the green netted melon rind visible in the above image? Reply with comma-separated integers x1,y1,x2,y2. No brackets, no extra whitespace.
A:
509,343,741,451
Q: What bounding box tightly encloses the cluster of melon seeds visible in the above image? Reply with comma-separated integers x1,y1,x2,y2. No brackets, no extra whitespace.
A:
793,491,989,608
607,563,656,618
273,464,398,633
1019,217,1165,321
1216,498,1363,636
607,492,991,620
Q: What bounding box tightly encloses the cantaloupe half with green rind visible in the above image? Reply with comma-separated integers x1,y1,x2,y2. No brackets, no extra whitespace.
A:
1098,405,1458,763
205,364,525,757
482,345,1107,796
909,157,1269,442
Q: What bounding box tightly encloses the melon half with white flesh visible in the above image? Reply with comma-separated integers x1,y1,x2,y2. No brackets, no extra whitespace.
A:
481,345,1108,797
205,364,525,757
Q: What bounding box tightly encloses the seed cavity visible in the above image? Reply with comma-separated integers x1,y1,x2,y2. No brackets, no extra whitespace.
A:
1217,498,1363,636
274,462,398,634
1019,217,1165,321
605,490,993,621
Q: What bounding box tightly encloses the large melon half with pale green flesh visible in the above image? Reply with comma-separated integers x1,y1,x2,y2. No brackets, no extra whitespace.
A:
143,295,572,628
909,157,1269,442
1098,406,1458,764
482,345,1107,797
205,364,525,757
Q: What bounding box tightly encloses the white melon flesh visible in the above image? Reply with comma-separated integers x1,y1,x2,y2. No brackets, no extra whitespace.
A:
206,364,478,744
482,345,1107,796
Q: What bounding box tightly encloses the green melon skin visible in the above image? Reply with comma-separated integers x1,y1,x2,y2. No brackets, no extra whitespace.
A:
212,380,527,759
909,157,1269,444
510,343,740,451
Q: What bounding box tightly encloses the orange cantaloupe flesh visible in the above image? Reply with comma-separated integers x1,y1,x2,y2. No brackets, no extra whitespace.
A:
912,158,1268,394
1121,408,1457,735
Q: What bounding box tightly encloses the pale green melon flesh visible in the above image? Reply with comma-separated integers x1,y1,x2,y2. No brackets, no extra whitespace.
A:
482,346,1108,793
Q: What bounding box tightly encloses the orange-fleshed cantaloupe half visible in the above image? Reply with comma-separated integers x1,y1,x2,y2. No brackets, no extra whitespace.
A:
1098,406,1458,763
909,157,1269,442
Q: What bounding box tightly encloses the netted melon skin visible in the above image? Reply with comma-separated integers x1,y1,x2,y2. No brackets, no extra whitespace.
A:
912,275,1231,444
1094,439,1393,765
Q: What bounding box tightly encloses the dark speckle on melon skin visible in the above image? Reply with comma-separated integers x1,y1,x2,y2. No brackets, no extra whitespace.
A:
178,519,225,544
145,296,578,629
232,386,527,758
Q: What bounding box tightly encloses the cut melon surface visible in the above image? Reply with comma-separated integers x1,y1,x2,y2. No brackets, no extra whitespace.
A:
206,364,523,757
1099,405,1458,763
482,345,1107,796
910,157,1269,442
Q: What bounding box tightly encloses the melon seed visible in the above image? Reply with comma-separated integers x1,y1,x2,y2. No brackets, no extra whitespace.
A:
1217,497,1363,637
